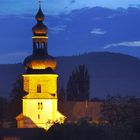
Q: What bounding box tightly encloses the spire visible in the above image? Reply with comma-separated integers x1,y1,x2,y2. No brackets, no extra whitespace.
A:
24,0,57,72
35,0,45,22
39,0,42,8
32,1,48,55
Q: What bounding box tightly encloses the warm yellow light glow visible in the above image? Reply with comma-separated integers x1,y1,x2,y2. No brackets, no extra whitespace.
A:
23,74,58,99
17,73,66,130
22,99,65,130
26,59,56,70
32,36,48,39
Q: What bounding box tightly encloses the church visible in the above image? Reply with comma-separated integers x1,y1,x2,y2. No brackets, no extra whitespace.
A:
15,1,102,131
16,2,66,130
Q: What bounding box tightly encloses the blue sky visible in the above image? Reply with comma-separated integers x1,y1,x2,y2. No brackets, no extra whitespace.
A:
0,0,140,63
0,0,140,15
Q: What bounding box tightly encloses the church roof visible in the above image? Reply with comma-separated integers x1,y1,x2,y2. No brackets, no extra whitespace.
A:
25,68,56,74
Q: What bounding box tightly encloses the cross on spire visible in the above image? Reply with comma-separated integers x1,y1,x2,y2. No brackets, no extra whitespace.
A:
39,0,41,7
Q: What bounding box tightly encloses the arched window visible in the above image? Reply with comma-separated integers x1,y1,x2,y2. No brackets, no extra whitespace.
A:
37,84,41,93
38,102,40,110
41,102,43,110
38,114,40,119
38,102,43,110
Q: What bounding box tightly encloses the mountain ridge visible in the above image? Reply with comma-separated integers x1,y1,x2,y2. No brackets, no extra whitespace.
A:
0,52,140,98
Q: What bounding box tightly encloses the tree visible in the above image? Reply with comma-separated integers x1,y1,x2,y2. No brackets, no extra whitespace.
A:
66,64,90,101
0,97,7,127
8,75,24,124
58,87,66,102
100,95,140,127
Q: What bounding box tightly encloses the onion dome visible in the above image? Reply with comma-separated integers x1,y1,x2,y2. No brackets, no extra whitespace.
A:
32,7,48,36
32,23,48,35
24,54,57,70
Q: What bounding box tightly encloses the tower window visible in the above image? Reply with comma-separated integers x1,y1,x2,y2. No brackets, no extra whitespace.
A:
38,114,40,119
41,102,43,110
38,102,43,110
38,102,40,110
37,84,41,93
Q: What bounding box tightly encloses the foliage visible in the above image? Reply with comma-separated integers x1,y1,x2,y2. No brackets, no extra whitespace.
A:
100,95,140,128
10,75,23,101
58,87,66,102
47,122,104,140
0,97,7,127
46,122,140,140
66,64,90,101
8,75,24,122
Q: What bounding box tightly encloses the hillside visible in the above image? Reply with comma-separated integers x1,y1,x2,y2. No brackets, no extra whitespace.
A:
1,7,140,63
0,52,140,98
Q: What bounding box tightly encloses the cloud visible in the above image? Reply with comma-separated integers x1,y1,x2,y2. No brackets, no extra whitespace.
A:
1,0,140,15
106,15,116,19
90,28,106,35
50,25,67,34
104,41,140,49
70,0,76,4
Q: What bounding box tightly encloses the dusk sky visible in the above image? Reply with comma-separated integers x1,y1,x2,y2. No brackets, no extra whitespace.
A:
1,0,140,15
0,0,140,63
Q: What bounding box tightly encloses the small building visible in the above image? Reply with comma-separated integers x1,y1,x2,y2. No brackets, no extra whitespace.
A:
58,101,102,124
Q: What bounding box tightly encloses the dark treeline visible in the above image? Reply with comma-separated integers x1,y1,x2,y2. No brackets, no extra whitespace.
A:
0,75,23,128
100,95,140,128
59,64,90,101
46,122,140,140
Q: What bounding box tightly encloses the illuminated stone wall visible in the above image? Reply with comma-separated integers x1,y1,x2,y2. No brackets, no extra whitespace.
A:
23,74,58,99
17,74,65,130
23,99,62,129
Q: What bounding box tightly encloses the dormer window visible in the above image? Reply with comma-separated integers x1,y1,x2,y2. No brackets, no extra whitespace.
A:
37,84,41,93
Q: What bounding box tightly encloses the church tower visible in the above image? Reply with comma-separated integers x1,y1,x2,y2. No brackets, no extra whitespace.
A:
16,1,65,130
